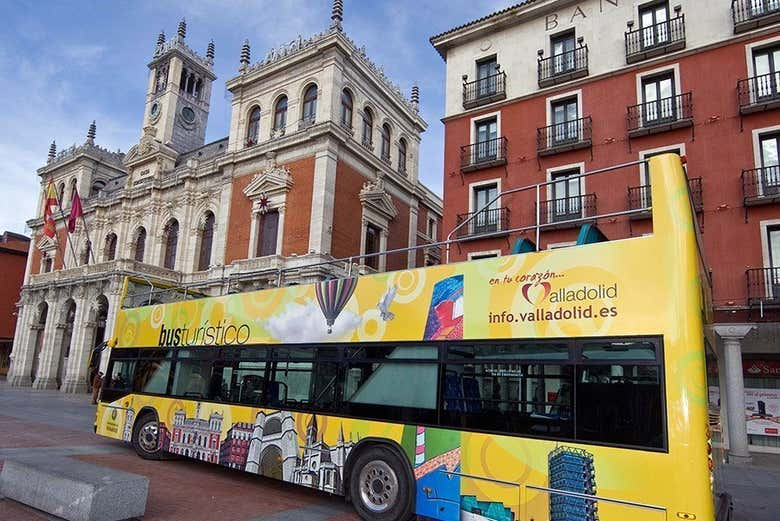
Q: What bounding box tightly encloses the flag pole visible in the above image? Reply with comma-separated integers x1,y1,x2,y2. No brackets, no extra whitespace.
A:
43,181,69,270
75,187,97,265
53,182,78,267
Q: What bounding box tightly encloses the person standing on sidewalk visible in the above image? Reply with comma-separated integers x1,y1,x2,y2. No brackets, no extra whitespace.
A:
91,371,103,405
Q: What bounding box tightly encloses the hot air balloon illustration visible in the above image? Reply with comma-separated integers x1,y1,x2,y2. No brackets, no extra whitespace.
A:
315,277,358,334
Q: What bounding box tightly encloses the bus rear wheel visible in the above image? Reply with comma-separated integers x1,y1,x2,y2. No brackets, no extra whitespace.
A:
348,446,414,521
132,412,163,460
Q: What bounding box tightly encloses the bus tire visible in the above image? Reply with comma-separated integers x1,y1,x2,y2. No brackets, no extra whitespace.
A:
132,412,164,460
348,445,414,521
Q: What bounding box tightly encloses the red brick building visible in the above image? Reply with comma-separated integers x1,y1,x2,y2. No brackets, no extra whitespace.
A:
431,0,780,460
0,231,30,376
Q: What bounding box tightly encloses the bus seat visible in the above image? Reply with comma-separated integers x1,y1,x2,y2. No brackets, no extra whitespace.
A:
511,238,537,254
444,371,464,412
462,376,482,413
576,224,608,245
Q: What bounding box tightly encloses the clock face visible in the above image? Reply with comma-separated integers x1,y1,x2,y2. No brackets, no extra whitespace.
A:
181,106,196,123
150,102,160,117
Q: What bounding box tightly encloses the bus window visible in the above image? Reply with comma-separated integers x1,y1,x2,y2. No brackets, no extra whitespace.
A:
107,359,136,393
576,364,664,448
442,362,574,439
172,358,214,399
134,351,172,394
347,344,438,360
220,361,266,405
581,339,657,361
447,342,570,361
271,361,313,406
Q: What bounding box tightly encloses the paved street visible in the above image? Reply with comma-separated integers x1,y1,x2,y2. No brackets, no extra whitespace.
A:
0,382,357,521
1,382,780,521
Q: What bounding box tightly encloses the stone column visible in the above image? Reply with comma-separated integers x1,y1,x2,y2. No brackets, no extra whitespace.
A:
714,324,755,464
308,148,338,255
61,295,92,393
32,298,62,390
7,300,34,387
407,203,419,269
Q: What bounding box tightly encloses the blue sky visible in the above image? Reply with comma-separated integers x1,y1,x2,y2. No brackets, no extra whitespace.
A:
0,0,514,235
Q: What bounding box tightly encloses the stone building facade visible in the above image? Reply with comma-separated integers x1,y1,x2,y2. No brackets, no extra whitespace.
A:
7,3,442,393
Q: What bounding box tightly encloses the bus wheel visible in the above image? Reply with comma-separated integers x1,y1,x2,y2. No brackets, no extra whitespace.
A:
349,446,414,521
132,413,163,460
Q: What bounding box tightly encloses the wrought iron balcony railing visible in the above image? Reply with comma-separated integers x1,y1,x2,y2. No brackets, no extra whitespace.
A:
743,165,780,204
538,193,597,226
627,92,693,136
538,46,589,88
537,116,592,155
463,71,507,109
454,207,510,239
738,73,780,114
628,177,703,215
732,0,780,33
625,15,686,63
460,137,508,172
748,267,780,306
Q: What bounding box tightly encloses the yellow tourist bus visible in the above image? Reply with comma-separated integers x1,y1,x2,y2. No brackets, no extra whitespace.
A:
95,154,714,521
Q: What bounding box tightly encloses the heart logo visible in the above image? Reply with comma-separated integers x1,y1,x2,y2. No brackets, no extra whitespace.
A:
521,282,551,305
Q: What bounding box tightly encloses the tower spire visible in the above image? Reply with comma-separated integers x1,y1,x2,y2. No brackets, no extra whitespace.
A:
206,39,215,61
411,84,419,112
239,39,250,71
330,0,343,30
157,30,165,47
177,18,187,40
47,141,56,163
86,120,96,145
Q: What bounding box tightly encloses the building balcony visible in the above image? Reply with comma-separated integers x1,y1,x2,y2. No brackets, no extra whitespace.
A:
538,194,597,229
628,177,702,218
538,46,588,88
460,137,507,173
536,116,592,156
627,92,693,138
298,115,316,131
747,267,780,308
732,0,780,34
454,207,510,240
738,73,780,115
743,165,780,206
28,259,179,287
625,14,686,64
462,71,507,109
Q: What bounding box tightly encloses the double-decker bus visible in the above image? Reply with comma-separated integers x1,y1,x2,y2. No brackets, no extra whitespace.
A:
95,154,714,521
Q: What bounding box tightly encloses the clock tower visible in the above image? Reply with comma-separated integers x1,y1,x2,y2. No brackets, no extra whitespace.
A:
144,19,216,153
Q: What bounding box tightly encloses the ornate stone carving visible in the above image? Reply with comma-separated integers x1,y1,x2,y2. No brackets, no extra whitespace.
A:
359,172,398,220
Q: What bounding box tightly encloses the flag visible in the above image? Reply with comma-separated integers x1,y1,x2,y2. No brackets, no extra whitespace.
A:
68,187,83,233
42,181,58,238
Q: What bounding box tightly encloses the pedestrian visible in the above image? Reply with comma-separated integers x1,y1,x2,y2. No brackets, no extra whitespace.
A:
91,371,103,405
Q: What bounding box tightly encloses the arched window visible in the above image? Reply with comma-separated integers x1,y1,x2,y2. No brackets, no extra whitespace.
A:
380,123,391,161
104,233,117,261
163,219,179,270
42,253,53,273
197,211,215,271
69,179,77,206
362,108,373,147
301,85,318,126
180,68,187,91
246,106,261,146
341,89,353,128
273,96,288,135
133,227,146,262
91,180,106,197
398,138,408,175
80,240,92,266
57,183,65,205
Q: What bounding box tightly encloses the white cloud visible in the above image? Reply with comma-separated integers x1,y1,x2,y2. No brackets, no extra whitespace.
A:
265,300,361,343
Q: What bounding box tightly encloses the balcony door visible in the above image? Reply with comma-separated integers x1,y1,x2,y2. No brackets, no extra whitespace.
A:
476,57,497,98
551,169,582,222
760,133,780,195
640,2,670,49
473,184,499,234
642,73,676,125
552,32,576,75
753,45,780,100
767,225,780,299
475,118,498,162
551,98,579,145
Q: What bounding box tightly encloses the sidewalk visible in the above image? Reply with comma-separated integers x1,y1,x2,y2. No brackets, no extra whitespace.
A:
717,452,780,521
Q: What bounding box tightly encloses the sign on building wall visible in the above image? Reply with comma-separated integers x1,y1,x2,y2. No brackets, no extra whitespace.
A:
709,386,780,437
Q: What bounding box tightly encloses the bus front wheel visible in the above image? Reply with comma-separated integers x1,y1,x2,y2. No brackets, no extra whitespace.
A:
348,446,414,521
132,412,164,460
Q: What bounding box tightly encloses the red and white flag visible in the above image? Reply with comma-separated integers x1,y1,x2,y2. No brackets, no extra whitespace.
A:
68,187,83,233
